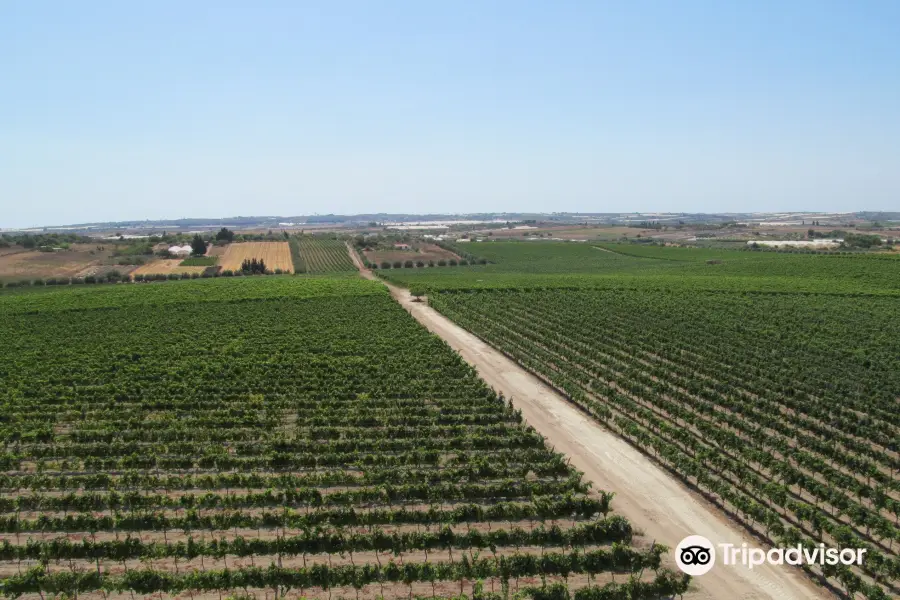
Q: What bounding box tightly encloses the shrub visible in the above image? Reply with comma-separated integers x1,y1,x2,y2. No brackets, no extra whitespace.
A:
438,259,447,267
167,273,180,280
84,275,97,284
381,261,391,269
71,277,85,285
479,258,488,264
459,259,468,266
449,259,458,266
393,261,402,269
404,260,414,268
33,279,45,286
134,274,145,282
415,260,425,267
222,270,234,277
428,260,435,267
274,268,283,275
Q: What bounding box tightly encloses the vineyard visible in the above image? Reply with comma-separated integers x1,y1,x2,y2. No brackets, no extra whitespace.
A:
428,287,900,599
290,237,356,274
380,242,900,295
0,278,688,599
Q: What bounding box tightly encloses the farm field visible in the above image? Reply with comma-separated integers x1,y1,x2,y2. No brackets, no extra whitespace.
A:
289,236,355,273
363,243,460,267
219,242,293,273
475,226,644,241
130,259,206,277
0,276,379,314
0,244,116,283
399,243,900,599
0,277,687,600
380,242,900,295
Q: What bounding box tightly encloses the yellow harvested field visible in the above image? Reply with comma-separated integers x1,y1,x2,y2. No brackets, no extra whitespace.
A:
219,242,293,272
130,260,207,276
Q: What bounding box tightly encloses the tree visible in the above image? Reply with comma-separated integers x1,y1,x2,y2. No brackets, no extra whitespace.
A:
241,258,266,274
410,289,425,302
190,235,207,256
216,228,235,242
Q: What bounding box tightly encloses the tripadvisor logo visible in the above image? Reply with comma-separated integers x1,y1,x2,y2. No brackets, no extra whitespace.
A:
675,535,866,575
676,535,716,576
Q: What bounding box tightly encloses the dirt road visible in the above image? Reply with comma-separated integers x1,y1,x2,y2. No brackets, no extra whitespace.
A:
347,247,828,599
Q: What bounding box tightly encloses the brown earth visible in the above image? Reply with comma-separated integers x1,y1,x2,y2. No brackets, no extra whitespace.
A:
363,243,459,265
130,260,206,276
0,243,115,282
6,574,633,600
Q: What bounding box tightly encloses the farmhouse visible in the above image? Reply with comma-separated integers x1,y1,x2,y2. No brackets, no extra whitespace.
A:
393,243,411,250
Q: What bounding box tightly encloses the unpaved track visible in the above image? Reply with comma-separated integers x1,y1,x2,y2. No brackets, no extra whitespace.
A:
347,247,828,600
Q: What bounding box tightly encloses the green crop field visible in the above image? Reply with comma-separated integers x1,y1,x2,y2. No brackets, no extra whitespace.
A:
0,276,687,600
290,236,356,274
381,242,900,296
380,242,900,598
179,256,219,267
0,276,378,314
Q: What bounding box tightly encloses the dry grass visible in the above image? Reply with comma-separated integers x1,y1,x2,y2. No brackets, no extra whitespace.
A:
220,242,293,272
0,244,113,282
130,260,207,276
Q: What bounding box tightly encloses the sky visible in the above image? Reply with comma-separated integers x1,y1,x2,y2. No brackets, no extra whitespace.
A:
2,1,899,228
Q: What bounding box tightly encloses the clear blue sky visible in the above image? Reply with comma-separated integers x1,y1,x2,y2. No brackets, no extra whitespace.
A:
2,1,898,227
